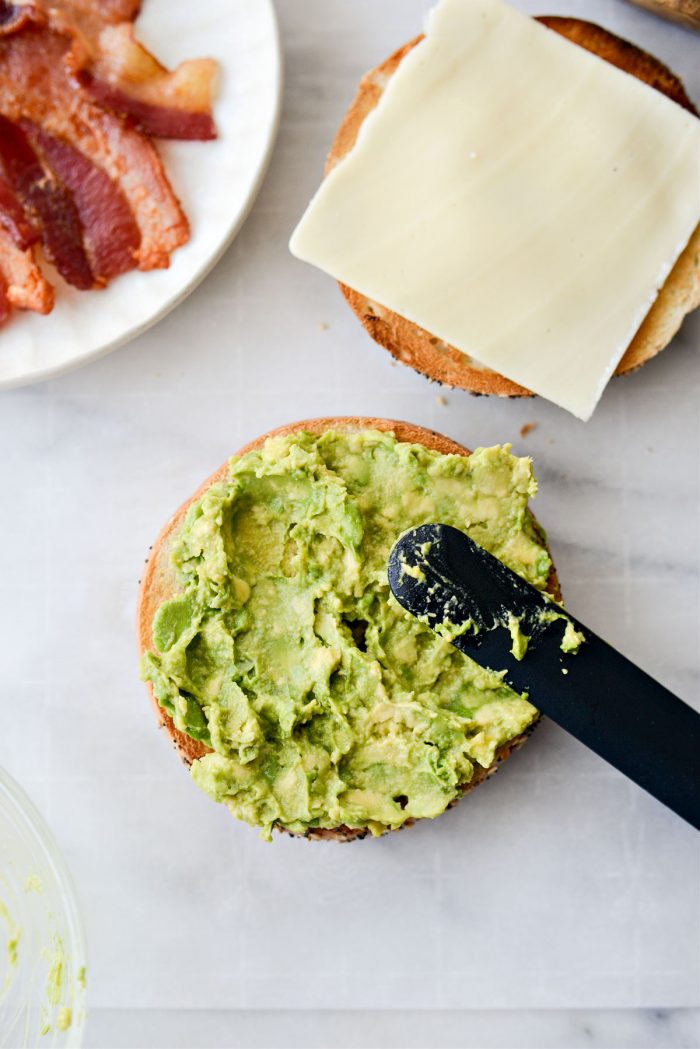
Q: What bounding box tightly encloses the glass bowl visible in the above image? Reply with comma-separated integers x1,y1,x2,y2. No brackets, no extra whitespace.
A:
0,769,86,1047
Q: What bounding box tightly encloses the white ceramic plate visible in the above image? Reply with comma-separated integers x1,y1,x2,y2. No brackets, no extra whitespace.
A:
0,0,282,389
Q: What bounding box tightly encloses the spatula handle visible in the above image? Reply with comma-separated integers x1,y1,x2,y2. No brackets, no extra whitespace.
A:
457,624,700,829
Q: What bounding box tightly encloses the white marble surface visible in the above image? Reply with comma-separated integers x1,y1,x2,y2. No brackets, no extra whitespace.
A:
86,1007,700,1048
1,0,698,1046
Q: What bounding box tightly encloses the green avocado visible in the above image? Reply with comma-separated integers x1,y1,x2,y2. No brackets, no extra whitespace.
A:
142,431,554,839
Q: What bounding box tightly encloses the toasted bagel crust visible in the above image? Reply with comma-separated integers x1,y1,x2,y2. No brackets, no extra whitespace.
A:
327,19,700,397
137,418,560,841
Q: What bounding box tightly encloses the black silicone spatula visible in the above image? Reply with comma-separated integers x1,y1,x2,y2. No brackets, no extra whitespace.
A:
388,524,700,830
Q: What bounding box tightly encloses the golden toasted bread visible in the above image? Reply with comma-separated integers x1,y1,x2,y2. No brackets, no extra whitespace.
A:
624,0,700,32
137,417,560,841
327,18,700,398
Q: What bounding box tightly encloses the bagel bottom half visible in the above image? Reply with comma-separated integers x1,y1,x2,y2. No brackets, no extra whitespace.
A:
137,418,561,841
326,18,700,398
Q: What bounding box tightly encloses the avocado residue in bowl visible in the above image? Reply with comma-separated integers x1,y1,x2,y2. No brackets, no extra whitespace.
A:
142,430,553,839
0,769,87,1047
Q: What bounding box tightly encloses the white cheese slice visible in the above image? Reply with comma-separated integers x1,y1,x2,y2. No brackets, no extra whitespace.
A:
290,0,700,420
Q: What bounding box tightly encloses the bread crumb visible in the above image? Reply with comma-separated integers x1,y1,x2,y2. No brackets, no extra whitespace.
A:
520,422,537,438
435,394,448,407
318,322,329,331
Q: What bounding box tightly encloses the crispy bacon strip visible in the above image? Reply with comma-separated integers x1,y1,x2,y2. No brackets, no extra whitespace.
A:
46,0,142,33
76,24,217,140
83,104,190,267
0,172,36,249
0,113,94,289
43,0,217,139
0,273,9,325
78,70,217,140
0,225,54,314
25,122,141,280
0,22,189,269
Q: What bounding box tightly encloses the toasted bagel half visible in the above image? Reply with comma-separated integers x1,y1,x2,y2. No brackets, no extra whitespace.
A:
327,18,700,397
137,417,561,840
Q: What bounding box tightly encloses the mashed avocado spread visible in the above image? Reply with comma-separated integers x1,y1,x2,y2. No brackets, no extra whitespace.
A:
142,431,553,839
